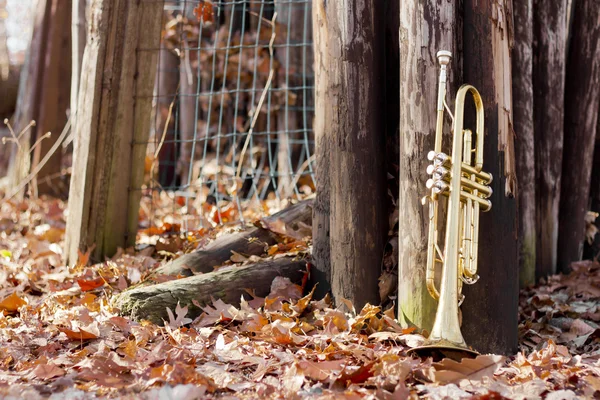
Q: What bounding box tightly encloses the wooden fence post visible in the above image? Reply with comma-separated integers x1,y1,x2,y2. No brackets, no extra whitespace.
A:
312,0,387,308
32,0,71,196
513,0,536,287
65,0,164,263
398,0,460,332
310,0,331,299
557,0,600,273
532,0,568,279
461,0,519,355
7,0,50,198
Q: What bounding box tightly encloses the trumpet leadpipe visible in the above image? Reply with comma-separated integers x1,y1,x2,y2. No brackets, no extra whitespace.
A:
427,151,493,184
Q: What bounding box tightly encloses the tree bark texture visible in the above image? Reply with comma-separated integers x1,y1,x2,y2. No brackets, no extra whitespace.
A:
384,0,399,210
310,0,331,300
512,0,536,287
155,199,313,276
532,0,568,279
69,0,86,147
32,0,72,196
65,0,164,263
314,0,387,309
117,258,308,324
398,0,459,332
585,111,600,260
557,0,600,273
460,0,518,355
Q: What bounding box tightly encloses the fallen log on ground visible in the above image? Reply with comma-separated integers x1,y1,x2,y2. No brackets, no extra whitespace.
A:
116,257,308,324
154,199,313,277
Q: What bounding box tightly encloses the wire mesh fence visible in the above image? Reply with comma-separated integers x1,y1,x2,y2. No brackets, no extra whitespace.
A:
139,0,315,233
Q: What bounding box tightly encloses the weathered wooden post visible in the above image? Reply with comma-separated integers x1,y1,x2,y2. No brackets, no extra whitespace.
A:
513,0,536,287
398,0,460,332
311,0,387,308
32,0,71,196
532,0,568,279
7,0,70,198
460,0,519,355
557,0,600,273
65,0,164,263
309,0,330,299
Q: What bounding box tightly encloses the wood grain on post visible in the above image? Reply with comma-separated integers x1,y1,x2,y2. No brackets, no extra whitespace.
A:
313,0,386,309
310,0,330,299
557,0,600,273
513,0,536,287
65,0,164,263
532,0,568,279
398,0,459,332
461,0,518,355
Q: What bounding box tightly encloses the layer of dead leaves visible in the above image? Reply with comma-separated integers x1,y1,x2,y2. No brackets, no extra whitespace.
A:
0,195,599,399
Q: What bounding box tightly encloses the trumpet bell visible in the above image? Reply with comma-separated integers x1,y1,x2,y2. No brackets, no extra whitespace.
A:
409,339,479,362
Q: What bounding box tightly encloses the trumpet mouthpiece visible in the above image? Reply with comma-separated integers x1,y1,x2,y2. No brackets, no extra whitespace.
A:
437,50,452,66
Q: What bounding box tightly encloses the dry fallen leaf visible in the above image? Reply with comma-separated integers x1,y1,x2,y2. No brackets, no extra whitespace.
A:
33,363,66,380
0,292,27,312
59,327,98,341
433,354,506,383
77,277,105,291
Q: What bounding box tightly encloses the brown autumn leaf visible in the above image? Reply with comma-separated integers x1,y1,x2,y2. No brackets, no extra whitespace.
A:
337,361,376,385
77,277,105,291
298,359,345,381
59,327,98,341
39,226,64,243
433,354,506,383
0,292,27,312
33,363,66,380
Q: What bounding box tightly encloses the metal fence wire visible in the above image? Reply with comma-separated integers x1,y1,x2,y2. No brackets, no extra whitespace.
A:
140,0,315,232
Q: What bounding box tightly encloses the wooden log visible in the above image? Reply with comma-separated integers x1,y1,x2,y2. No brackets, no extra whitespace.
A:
309,0,331,300
460,0,519,355
155,199,313,276
513,0,536,287
532,0,568,278
64,0,164,263
398,0,459,332
116,257,308,324
557,0,600,273
314,0,387,309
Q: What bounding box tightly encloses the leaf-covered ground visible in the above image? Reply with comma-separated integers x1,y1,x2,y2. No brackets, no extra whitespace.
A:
0,195,599,399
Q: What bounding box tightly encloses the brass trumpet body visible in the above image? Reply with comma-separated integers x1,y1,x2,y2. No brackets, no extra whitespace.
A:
411,50,492,360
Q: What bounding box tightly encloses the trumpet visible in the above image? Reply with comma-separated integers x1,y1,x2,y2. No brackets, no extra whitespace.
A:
412,50,492,359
